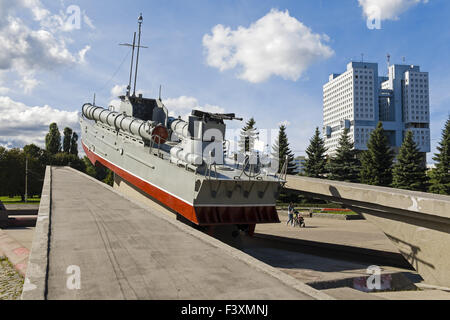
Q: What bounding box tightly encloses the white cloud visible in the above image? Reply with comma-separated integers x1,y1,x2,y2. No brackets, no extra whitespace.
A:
17,72,40,94
0,96,79,148
163,96,225,120
202,9,334,83
0,86,10,94
83,11,96,30
358,0,429,21
78,45,91,64
0,0,92,93
111,84,127,97
278,120,291,127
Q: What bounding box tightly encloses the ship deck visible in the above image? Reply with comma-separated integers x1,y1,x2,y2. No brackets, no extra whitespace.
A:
22,166,330,300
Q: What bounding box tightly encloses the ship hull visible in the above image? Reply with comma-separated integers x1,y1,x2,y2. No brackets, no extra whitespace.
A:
82,138,280,226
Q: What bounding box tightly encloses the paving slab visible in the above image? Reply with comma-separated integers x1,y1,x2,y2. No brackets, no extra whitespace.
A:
371,289,450,300
0,229,30,276
2,228,35,250
23,167,333,300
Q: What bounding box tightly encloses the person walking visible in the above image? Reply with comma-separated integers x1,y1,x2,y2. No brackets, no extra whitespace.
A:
287,202,295,226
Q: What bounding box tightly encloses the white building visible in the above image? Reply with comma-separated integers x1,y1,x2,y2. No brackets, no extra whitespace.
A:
323,61,430,158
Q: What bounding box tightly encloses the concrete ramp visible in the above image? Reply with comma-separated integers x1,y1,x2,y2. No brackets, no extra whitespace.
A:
286,175,450,288
22,167,332,300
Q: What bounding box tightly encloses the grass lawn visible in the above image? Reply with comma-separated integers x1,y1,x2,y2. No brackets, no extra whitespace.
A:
0,196,41,204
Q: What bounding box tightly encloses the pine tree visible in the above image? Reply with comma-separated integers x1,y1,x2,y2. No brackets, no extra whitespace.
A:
70,132,79,156
304,127,328,178
392,131,429,191
45,123,61,155
327,128,361,183
238,118,258,154
63,127,73,153
360,122,394,187
429,117,450,195
272,125,296,174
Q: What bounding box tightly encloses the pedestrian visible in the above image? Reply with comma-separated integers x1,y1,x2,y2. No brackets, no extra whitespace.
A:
287,202,294,226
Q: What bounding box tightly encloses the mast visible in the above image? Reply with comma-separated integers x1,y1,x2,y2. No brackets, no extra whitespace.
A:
133,13,143,97
120,14,147,97
128,32,136,96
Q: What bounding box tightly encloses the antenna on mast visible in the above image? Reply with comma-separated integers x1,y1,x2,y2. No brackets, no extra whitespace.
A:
134,13,144,97
159,85,162,101
120,32,136,96
120,14,147,97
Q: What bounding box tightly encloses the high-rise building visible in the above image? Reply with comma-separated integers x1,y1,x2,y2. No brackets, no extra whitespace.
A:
323,61,430,159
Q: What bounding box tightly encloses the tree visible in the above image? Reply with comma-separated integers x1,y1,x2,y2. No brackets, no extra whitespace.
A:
327,128,361,183
103,170,115,186
2,149,26,200
83,156,115,186
83,156,109,181
23,144,48,197
63,127,73,153
238,118,258,154
46,123,61,155
0,146,7,196
50,153,86,172
272,125,296,174
360,122,394,187
429,117,450,195
70,132,79,156
392,131,429,191
304,128,328,178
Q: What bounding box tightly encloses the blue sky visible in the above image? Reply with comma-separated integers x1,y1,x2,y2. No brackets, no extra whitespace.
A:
0,0,449,163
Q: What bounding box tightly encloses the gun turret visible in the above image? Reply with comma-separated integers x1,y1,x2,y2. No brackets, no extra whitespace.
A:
191,110,243,122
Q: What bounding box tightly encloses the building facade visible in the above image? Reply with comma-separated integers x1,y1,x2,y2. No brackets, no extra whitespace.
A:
323,61,430,158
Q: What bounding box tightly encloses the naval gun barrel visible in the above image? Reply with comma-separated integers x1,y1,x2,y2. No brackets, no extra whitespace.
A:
82,104,168,143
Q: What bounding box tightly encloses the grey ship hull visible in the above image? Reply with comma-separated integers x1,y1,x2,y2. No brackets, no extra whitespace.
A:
80,117,281,227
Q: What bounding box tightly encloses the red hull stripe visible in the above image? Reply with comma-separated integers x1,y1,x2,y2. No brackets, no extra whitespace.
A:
82,141,280,225
82,141,199,224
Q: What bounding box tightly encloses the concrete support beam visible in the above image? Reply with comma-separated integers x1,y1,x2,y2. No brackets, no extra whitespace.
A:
285,175,450,288
21,166,52,300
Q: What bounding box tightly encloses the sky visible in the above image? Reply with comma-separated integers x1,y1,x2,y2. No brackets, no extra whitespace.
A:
0,0,449,163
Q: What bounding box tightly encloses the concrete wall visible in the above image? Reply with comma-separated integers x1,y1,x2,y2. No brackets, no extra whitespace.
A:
286,175,450,288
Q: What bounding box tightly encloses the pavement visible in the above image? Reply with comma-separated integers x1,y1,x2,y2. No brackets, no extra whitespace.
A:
257,211,402,254
0,228,32,276
371,289,450,300
252,211,414,269
2,228,35,251
2,204,39,211
23,167,333,300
